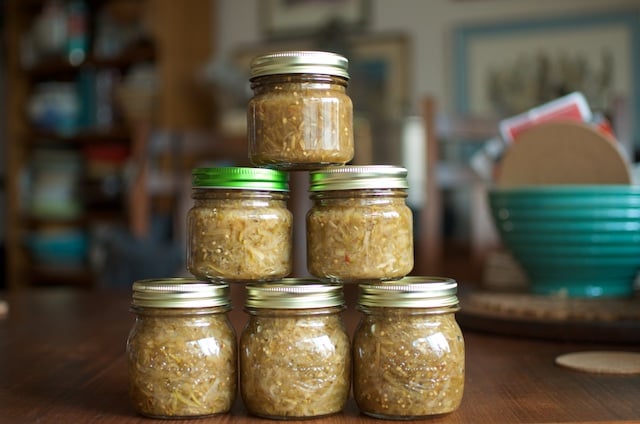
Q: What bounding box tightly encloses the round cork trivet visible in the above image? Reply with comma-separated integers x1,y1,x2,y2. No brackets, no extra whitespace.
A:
555,351,640,375
496,121,632,187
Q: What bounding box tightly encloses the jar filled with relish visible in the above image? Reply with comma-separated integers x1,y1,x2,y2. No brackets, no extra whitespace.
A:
307,165,413,282
187,167,292,282
239,279,351,419
126,279,237,419
353,277,465,419
247,50,354,170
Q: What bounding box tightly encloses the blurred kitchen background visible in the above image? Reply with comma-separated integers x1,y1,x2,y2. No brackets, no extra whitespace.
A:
1,0,639,290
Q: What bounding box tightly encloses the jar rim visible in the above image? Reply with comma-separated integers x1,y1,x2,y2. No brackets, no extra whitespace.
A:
358,277,459,309
132,278,230,309
245,279,344,309
192,167,289,192
309,165,408,191
250,50,349,80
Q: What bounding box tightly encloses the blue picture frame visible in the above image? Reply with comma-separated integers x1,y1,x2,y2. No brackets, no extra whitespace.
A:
453,10,640,150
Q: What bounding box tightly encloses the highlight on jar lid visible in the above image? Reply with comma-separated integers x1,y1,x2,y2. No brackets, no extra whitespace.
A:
358,277,459,309
192,167,289,191
249,50,349,80
309,165,409,191
132,278,230,309
245,279,344,309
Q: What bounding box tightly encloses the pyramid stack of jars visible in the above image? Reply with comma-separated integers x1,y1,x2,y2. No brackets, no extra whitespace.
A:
126,51,465,420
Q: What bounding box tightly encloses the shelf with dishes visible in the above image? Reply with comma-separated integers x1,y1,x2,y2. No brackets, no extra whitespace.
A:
17,142,130,286
6,0,215,289
15,19,149,287
19,204,131,287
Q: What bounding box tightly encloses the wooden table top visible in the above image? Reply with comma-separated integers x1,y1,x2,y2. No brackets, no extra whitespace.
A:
1,286,639,423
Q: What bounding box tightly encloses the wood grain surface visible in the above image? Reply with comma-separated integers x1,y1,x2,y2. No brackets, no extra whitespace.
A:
1,287,639,423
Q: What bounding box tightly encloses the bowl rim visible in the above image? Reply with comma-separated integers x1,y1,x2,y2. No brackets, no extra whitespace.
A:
489,184,640,195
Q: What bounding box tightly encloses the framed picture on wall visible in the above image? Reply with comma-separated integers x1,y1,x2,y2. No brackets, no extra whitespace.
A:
452,11,640,152
260,0,370,39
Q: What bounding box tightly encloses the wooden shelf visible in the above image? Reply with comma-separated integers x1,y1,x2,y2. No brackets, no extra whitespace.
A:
29,127,131,144
23,210,127,229
24,42,156,81
28,265,95,287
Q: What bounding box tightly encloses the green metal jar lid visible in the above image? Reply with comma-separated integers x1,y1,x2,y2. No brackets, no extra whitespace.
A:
250,50,349,80
132,278,230,309
309,165,409,191
245,279,344,309
358,277,459,309
192,167,289,191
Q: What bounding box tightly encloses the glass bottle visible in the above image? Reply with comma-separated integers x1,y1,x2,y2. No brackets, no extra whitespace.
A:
187,167,292,282
239,279,351,419
247,50,354,170
307,165,413,282
353,277,465,419
126,279,237,419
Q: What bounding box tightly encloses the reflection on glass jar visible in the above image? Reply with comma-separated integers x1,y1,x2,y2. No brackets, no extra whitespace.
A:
240,280,351,419
247,51,353,170
307,165,413,282
187,167,292,282
126,279,237,419
353,277,465,419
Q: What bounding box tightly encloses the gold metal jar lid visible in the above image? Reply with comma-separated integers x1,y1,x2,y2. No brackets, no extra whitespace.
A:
358,277,459,309
249,50,349,80
245,279,344,309
132,278,230,309
309,165,409,191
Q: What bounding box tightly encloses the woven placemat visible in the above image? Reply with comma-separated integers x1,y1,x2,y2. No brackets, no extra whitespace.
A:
458,291,640,343
463,292,640,321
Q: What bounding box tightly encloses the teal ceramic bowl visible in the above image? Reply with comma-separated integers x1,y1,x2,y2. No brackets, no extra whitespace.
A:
489,185,640,297
490,185,640,207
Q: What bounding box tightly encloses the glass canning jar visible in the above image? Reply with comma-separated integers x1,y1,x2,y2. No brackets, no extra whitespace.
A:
187,167,292,282
307,165,413,282
126,279,237,419
247,50,354,170
239,279,351,419
353,277,465,420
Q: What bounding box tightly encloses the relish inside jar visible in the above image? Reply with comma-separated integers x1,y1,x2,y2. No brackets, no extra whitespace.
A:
247,51,354,170
239,280,351,419
307,165,413,282
187,167,292,282
353,277,465,419
126,279,237,419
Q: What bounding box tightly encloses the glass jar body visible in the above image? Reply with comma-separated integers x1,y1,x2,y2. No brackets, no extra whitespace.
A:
239,307,351,419
307,188,413,282
247,74,354,170
126,306,237,419
187,188,292,282
353,306,465,419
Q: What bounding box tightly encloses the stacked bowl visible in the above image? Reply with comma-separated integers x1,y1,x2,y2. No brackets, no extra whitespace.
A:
488,120,640,298
489,185,640,297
